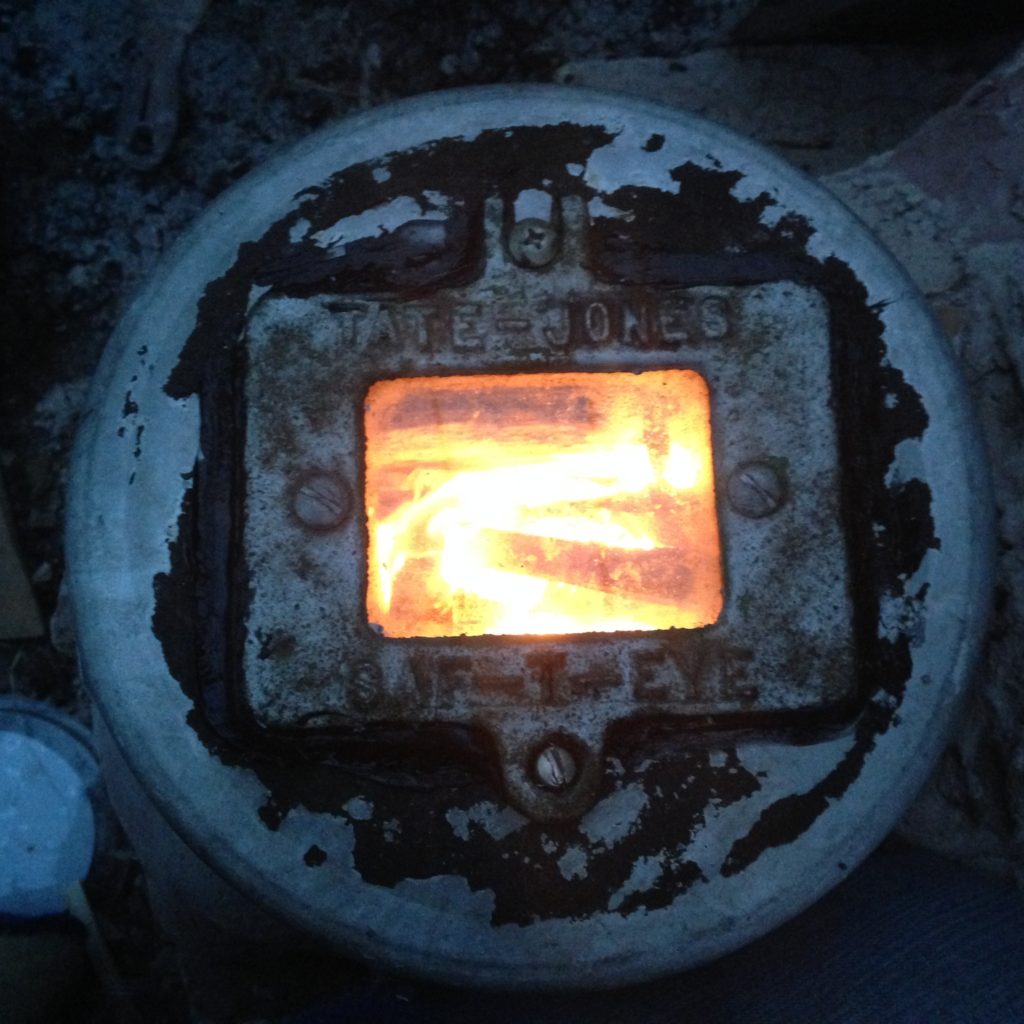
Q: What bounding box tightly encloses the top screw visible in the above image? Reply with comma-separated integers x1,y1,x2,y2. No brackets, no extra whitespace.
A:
508,218,558,268
291,471,352,531
727,462,787,519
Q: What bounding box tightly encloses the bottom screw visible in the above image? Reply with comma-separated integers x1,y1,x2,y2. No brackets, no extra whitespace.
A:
534,744,577,791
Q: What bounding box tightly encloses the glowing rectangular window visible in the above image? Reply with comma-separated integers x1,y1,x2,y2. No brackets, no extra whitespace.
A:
365,370,723,638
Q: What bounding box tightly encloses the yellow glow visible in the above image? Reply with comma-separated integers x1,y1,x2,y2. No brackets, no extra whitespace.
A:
365,370,723,637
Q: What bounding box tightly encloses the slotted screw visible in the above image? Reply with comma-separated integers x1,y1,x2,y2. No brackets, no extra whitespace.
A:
727,462,787,519
291,471,352,531
534,744,577,791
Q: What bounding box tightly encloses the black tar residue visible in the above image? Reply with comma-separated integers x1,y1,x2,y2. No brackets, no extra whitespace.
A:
152,122,935,921
588,157,935,879
303,844,328,867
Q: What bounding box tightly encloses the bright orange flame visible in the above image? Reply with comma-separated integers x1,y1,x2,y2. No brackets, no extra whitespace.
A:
365,370,723,638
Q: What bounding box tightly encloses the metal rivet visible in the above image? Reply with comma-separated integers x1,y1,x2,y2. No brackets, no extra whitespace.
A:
291,471,352,531
533,744,577,791
727,462,787,519
508,218,558,268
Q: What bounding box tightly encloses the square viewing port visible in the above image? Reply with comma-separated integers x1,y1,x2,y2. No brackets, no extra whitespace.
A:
365,370,723,638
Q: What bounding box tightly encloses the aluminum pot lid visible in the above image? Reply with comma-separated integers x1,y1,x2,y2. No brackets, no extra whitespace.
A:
66,85,993,987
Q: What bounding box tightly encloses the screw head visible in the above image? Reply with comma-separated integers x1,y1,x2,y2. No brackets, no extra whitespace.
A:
508,218,558,268
727,462,787,519
291,471,352,531
533,744,577,791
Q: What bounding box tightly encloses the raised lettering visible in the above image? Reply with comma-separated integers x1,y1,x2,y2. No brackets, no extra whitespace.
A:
633,648,679,702
398,303,430,351
347,660,382,710
453,302,486,351
408,653,475,703
585,301,612,344
669,641,707,699
567,669,621,699
540,305,570,348
623,300,654,349
716,646,758,704
526,651,568,705
475,670,525,698
700,296,730,340
656,296,692,347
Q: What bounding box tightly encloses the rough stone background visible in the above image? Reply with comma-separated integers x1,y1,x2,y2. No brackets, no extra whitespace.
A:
1,0,1022,1017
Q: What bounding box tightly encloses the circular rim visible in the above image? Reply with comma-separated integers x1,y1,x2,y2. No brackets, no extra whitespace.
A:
66,84,994,987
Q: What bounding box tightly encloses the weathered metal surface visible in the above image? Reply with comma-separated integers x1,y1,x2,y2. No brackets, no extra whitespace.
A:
66,86,993,989
239,195,854,820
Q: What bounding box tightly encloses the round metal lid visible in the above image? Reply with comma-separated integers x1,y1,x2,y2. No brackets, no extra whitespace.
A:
66,85,993,987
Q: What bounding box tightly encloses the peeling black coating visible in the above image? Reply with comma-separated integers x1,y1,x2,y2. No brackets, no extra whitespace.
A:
880,479,941,578
304,844,328,867
258,794,289,831
722,641,910,876
254,206,478,294
341,749,749,926
589,163,934,880
152,488,199,702
590,163,818,287
616,855,703,915
165,122,615,402
716,246,933,877
151,121,936,917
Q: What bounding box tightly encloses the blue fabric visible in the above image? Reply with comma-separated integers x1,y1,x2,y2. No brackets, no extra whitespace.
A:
637,840,1024,1024
289,841,1024,1024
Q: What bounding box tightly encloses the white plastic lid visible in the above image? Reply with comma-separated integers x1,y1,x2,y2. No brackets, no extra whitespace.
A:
0,730,96,917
